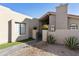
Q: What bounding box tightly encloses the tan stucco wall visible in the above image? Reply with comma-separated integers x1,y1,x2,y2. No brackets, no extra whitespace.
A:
0,6,13,44
0,14,9,44
49,15,56,31
0,5,32,44
32,30,38,39
31,19,39,29
29,19,39,37
49,30,79,44
10,10,32,42
11,18,31,42
56,4,68,29
42,30,48,41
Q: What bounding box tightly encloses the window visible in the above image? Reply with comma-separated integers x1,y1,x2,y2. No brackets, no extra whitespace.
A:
70,24,78,30
15,22,26,35
16,23,20,34
20,23,26,34
51,25,55,32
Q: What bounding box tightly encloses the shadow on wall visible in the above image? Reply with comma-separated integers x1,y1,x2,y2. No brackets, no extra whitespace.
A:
8,18,39,42
16,18,30,41
8,18,29,42
8,20,12,43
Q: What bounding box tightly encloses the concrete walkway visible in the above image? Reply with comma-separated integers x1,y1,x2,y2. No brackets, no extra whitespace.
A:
0,40,37,56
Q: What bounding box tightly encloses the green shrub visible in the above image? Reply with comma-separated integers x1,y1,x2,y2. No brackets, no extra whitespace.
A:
42,25,48,30
47,35,56,44
42,27,48,30
65,36,79,49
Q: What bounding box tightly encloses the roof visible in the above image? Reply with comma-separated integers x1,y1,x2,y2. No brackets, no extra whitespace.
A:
0,5,32,19
39,11,79,19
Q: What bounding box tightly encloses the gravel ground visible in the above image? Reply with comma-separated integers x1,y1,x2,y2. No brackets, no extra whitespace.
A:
10,41,79,56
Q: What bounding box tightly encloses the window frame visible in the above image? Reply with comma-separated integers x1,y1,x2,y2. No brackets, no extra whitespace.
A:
15,22,26,35
69,23,78,30
51,25,55,32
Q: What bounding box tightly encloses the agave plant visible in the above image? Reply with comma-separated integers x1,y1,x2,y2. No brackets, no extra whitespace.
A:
65,36,79,49
47,35,56,44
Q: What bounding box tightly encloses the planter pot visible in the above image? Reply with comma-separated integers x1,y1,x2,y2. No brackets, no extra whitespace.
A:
42,30,48,41
32,30,38,39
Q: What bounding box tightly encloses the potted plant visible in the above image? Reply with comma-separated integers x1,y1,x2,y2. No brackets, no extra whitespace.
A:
42,25,48,41
32,26,38,39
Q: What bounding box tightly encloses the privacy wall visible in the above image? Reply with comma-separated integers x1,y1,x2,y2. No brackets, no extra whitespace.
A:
48,30,79,44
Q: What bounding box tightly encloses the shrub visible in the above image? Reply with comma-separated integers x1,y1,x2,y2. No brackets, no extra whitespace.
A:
47,35,56,44
65,36,79,49
33,27,37,30
42,25,48,30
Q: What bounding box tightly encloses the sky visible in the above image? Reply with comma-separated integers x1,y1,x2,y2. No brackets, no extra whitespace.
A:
0,3,79,18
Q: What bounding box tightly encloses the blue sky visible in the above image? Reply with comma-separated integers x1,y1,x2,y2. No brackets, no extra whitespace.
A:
0,3,79,18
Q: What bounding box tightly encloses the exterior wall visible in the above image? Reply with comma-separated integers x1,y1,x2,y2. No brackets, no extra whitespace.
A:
0,6,14,44
48,30,79,44
9,11,32,42
42,30,48,41
49,15,56,31
29,19,39,37
48,4,79,45
56,4,68,29
11,18,31,42
0,13,9,44
32,30,38,39
31,19,39,29
68,18,79,29
0,6,32,44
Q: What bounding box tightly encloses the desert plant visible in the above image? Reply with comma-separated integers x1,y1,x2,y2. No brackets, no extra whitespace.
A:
47,35,56,44
65,36,79,49
33,27,37,30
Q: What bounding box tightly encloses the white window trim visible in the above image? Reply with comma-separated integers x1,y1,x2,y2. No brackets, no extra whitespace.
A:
15,22,26,35
51,25,55,32
70,24,78,30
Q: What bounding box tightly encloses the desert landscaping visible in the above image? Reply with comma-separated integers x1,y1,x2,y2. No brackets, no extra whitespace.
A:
9,41,79,56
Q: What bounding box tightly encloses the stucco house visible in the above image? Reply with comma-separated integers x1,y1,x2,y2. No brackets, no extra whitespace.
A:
0,5,40,44
39,4,79,44
1,4,79,44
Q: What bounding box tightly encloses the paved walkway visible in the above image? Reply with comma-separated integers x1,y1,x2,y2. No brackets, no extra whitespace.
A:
0,40,37,56
1,41,79,56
